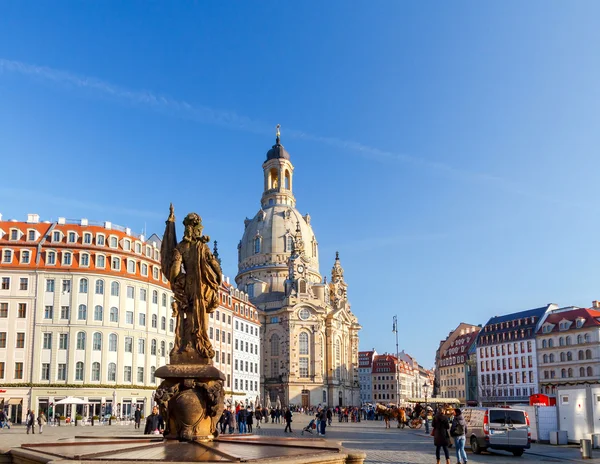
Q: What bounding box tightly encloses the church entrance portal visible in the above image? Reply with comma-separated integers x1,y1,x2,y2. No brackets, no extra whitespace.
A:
338,391,343,407
301,390,309,409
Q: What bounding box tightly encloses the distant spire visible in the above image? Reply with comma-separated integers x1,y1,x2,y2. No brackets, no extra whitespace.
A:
335,251,340,261
276,124,281,144
213,240,222,267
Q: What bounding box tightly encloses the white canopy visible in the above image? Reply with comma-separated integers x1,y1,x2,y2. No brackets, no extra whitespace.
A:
54,396,90,405
406,397,460,404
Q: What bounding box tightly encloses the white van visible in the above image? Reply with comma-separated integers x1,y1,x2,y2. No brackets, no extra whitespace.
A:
462,407,531,456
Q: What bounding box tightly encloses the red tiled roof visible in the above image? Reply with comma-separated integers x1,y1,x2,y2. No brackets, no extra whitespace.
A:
537,308,600,334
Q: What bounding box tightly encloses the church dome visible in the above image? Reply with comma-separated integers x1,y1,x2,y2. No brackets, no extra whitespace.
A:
237,205,320,294
266,139,291,161
236,128,321,299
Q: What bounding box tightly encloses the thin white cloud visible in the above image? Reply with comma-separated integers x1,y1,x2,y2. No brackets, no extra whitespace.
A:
0,58,583,209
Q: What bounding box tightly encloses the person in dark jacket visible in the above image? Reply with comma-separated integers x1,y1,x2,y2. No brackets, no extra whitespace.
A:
26,410,35,434
134,406,142,429
144,406,164,435
450,408,468,464
432,409,450,464
284,408,293,433
246,407,254,433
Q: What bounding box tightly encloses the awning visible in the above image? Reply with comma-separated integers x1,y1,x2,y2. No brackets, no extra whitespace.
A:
7,398,23,405
406,397,460,404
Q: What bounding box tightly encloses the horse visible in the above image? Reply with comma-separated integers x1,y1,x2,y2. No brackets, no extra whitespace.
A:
375,403,406,429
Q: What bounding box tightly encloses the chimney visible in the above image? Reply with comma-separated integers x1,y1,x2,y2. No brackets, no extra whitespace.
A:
27,214,40,224
80,218,88,226
58,217,66,225
593,301,600,309
0,213,2,221
104,221,112,230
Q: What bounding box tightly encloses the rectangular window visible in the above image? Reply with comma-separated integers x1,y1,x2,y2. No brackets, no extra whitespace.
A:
125,337,133,352
137,367,144,383
138,339,145,354
62,280,71,293
19,278,28,290
127,286,134,299
14,362,23,379
41,363,50,380
59,333,68,350
16,333,25,348
60,306,69,319
0,303,7,317
124,366,132,382
140,288,147,301
0,362,6,379
0,332,6,348
46,279,55,292
17,303,27,319
139,313,146,326
1,277,10,290
126,311,134,324
3,250,12,263
44,305,53,319
43,333,52,349
57,364,66,380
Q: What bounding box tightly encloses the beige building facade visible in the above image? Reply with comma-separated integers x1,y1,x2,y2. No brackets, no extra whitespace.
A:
235,132,361,408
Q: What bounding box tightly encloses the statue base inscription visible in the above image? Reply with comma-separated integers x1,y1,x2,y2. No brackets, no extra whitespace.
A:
155,364,225,442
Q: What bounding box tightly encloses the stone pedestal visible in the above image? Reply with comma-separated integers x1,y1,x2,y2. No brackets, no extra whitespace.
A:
154,363,225,442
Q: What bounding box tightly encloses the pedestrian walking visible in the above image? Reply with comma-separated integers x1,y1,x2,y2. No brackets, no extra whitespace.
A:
144,406,164,435
432,409,450,464
0,409,9,429
319,409,327,436
26,410,35,434
228,407,236,434
246,407,254,433
37,411,47,434
255,407,261,429
284,408,293,433
326,408,332,426
134,406,142,429
450,408,468,464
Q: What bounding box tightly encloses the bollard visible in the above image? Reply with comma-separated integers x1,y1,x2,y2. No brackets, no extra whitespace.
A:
581,439,592,459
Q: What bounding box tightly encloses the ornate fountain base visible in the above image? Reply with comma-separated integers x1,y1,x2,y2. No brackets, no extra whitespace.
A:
154,363,225,442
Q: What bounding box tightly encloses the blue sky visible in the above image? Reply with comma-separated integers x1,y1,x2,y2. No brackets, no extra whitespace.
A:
1,2,600,367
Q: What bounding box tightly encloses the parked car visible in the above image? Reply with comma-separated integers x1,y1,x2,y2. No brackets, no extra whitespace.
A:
462,407,531,456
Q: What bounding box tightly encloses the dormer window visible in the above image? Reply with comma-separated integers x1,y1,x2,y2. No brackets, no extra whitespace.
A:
123,240,131,251
152,266,159,279
27,230,36,241
83,233,92,244
21,250,30,264
559,321,570,331
141,263,148,276
135,242,142,254
2,249,13,263
109,236,118,248
10,229,20,241
542,325,553,334
127,260,136,274
576,319,585,329
111,257,121,271
80,253,90,267
96,234,105,246
68,232,77,243
53,231,61,242
63,251,72,266
96,254,106,268
146,246,152,257
154,249,159,261
46,251,56,265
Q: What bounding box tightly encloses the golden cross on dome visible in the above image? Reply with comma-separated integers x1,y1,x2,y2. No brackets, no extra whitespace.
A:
276,124,281,139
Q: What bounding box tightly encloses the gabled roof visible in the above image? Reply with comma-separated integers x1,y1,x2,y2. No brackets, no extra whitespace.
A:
537,307,600,334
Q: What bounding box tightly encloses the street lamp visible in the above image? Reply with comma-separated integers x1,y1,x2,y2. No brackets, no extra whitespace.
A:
392,316,399,404
423,381,430,433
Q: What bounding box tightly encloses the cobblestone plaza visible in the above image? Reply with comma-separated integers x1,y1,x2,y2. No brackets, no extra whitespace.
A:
0,415,594,464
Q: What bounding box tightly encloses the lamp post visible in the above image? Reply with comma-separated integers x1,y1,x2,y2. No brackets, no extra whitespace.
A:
392,316,399,404
423,381,430,433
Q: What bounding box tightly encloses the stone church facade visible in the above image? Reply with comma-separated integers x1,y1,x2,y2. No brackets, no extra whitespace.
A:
235,130,361,408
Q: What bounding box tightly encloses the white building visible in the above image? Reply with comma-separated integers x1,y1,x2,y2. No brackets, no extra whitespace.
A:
358,350,377,404
477,304,556,405
208,277,261,407
0,214,175,423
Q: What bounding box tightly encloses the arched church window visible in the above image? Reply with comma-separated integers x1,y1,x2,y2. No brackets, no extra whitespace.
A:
286,236,293,252
335,339,341,380
269,168,279,189
312,240,317,258
284,170,290,189
254,237,260,254
299,332,309,378
271,334,279,356
247,283,254,298
299,332,309,355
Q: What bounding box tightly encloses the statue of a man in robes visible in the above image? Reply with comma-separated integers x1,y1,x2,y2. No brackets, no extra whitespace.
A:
161,205,222,362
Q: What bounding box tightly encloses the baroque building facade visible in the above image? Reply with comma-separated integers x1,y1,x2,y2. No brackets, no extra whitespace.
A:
235,131,361,408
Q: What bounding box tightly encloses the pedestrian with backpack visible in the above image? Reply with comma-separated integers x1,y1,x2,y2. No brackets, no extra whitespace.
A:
450,408,468,464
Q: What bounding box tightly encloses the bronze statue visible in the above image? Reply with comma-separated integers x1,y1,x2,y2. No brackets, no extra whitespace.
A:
155,205,225,441
161,205,222,362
